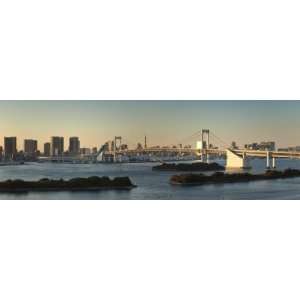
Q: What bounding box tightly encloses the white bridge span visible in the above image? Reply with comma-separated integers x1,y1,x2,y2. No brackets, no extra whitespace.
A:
40,129,300,169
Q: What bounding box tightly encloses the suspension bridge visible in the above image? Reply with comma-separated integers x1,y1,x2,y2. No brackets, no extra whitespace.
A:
93,129,300,169
40,129,300,169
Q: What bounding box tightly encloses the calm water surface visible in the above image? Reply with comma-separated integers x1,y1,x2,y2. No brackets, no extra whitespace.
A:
1,159,300,199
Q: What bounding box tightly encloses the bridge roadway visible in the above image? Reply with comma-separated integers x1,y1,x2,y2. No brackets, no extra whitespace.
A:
38,148,300,163
104,148,222,155
104,148,300,159
233,149,300,159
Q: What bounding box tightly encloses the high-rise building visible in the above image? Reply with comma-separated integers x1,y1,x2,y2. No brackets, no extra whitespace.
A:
136,143,143,150
80,148,91,155
44,142,51,156
231,141,238,149
24,139,38,155
69,137,80,155
259,141,275,151
245,141,275,151
120,144,128,150
51,136,64,156
110,141,115,151
92,147,98,154
103,142,109,151
4,137,17,159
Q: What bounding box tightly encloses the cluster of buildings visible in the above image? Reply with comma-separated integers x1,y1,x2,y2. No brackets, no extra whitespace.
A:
5,135,299,162
231,141,300,153
244,141,276,151
0,136,99,161
0,134,202,162
278,146,300,152
231,141,276,151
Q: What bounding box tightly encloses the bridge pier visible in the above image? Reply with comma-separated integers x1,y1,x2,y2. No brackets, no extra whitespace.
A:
201,153,210,163
272,157,276,169
266,151,270,169
201,151,206,163
226,149,250,169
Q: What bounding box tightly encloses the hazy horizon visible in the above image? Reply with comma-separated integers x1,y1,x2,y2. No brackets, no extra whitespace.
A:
0,100,299,150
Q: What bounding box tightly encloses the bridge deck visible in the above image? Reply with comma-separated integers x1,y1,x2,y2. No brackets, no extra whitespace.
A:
104,148,300,159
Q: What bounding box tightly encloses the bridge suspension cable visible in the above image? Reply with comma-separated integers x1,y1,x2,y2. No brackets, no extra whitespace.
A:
175,130,202,146
209,131,231,150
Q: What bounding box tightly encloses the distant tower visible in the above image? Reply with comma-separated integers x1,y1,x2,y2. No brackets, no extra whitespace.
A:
69,137,80,155
51,136,64,156
4,137,17,160
201,129,210,163
201,129,210,149
144,135,147,149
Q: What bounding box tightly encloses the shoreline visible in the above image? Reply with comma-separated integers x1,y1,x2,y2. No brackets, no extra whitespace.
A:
170,169,300,186
0,176,136,193
152,162,225,172
0,186,136,193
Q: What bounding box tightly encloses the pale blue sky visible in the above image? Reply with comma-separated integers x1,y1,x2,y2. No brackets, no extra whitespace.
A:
0,100,299,150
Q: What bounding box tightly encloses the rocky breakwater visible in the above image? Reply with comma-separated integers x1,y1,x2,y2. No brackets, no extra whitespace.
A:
152,162,225,172
0,176,136,192
170,169,300,185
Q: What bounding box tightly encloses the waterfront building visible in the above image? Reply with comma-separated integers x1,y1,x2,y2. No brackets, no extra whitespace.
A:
24,139,38,156
44,142,51,156
110,141,115,151
103,142,109,152
120,144,128,150
69,137,80,155
51,136,64,156
245,143,259,150
80,148,91,155
245,141,275,151
136,143,143,150
92,147,98,154
259,141,275,151
231,141,238,149
4,137,17,160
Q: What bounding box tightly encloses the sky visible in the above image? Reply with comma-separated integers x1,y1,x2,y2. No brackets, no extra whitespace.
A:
0,100,299,150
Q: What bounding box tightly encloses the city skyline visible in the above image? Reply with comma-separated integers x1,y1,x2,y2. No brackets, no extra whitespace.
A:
0,100,299,149
0,135,280,153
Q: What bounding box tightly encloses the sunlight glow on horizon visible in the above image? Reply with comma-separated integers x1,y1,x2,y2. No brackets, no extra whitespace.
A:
0,100,299,150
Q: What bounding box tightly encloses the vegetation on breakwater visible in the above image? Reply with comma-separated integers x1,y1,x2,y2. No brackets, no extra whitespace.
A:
152,162,225,172
0,176,136,192
170,169,300,185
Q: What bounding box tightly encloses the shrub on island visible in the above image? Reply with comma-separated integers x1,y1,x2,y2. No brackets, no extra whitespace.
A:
152,162,225,172
170,168,300,185
0,176,136,192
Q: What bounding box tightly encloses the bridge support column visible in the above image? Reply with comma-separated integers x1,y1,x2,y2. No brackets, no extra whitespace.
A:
266,151,270,169
201,151,207,163
272,157,276,169
113,149,116,162
226,149,250,169
201,154,205,163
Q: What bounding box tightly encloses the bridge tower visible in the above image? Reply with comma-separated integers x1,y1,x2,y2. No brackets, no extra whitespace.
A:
201,129,210,163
